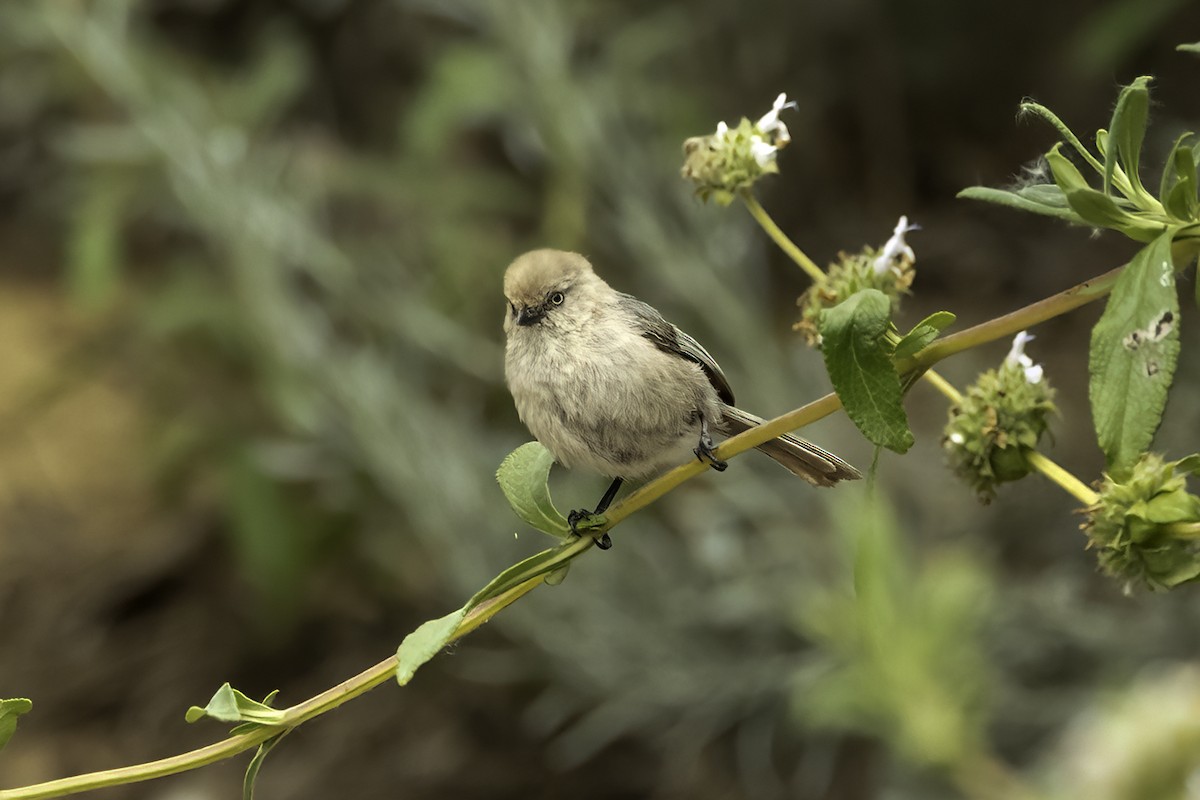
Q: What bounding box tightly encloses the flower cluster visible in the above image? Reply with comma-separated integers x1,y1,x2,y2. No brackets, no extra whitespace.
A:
1083,453,1200,591
681,93,795,205
794,217,917,345
942,332,1056,502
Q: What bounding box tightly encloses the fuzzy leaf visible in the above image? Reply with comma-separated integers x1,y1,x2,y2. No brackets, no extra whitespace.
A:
820,290,913,453
1089,231,1181,474
956,186,1080,223
1047,143,1092,195
1066,189,1164,242
894,311,956,360
1105,77,1152,199
496,442,571,539
0,698,33,751
1019,101,1105,173
186,685,285,726
396,607,466,686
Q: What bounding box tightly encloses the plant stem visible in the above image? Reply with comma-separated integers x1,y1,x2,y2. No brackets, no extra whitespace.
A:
602,391,845,527
739,191,826,282
1025,451,1099,506
920,368,963,403
907,266,1123,370
0,567,555,800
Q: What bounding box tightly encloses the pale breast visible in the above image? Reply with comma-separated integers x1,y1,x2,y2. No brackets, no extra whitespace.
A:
505,317,720,480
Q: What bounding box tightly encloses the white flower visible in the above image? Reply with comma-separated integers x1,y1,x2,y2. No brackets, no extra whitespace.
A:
715,120,730,138
756,93,796,144
1005,330,1044,384
949,431,965,445
749,135,778,167
873,215,919,275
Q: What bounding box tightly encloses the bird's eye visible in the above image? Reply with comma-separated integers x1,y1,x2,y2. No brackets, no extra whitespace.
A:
549,291,565,306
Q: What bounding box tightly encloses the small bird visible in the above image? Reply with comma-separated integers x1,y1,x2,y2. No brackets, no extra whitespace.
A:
503,249,860,548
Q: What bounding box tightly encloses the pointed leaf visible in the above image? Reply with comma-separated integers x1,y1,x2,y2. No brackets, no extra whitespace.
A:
1047,142,1092,195
396,607,467,686
467,541,579,609
496,442,571,539
1019,101,1104,173
243,732,288,800
185,684,285,726
1066,189,1164,241
894,311,956,360
1089,231,1181,473
957,186,1079,222
0,698,33,751
819,290,914,453
1164,136,1198,222
1018,184,1071,208
1106,76,1152,199
1176,454,1200,475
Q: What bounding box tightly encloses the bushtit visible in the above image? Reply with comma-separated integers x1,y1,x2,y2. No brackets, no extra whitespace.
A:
503,249,860,548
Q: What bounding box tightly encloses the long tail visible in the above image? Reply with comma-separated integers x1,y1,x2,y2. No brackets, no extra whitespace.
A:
718,405,861,487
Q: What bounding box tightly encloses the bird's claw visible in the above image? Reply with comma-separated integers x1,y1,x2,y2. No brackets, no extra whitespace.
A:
694,433,728,472
568,509,613,550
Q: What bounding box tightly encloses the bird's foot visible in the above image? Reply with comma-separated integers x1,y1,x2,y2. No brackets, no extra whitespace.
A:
568,509,612,550
694,432,728,472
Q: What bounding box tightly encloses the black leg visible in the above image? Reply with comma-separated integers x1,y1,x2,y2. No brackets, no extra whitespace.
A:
593,477,623,515
568,477,622,550
694,413,728,471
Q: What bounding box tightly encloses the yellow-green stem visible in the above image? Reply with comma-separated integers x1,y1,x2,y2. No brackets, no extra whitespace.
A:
1025,451,1099,506
739,191,826,282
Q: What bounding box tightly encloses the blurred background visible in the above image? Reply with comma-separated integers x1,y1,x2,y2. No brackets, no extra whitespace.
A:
1,1,1200,798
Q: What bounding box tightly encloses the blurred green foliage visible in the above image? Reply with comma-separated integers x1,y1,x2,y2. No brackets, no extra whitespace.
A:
3,1,1200,798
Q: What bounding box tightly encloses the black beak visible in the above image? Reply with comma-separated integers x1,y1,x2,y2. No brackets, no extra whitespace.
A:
515,305,545,326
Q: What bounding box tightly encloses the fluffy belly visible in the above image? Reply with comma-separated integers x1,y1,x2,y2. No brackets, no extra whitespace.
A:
507,350,715,481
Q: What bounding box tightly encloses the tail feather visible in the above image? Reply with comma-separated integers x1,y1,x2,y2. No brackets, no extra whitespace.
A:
718,405,861,487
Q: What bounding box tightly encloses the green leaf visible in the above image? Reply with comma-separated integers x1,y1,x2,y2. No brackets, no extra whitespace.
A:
243,732,288,800
1177,42,1200,55
496,442,571,539
1047,142,1092,195
1019,101,1105,174
1164,136,1198,222
185,684,285,726
956,186,1079,223
1018,183,1071,208
1176,454,1200,475
894,311,956,360
396,607,467,686
1089,231,1182,473
1065,189,1164,242
819,290,914,453
1105,76,1152,199
467,541,579,609
0,698,33,751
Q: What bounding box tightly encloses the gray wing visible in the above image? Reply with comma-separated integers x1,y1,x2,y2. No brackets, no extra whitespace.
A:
619,293,736,405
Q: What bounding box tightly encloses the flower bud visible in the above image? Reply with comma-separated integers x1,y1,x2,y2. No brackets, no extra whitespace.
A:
1083,453,1200,591
794,218,917,346
681,94,795,206
943,335,1056,502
